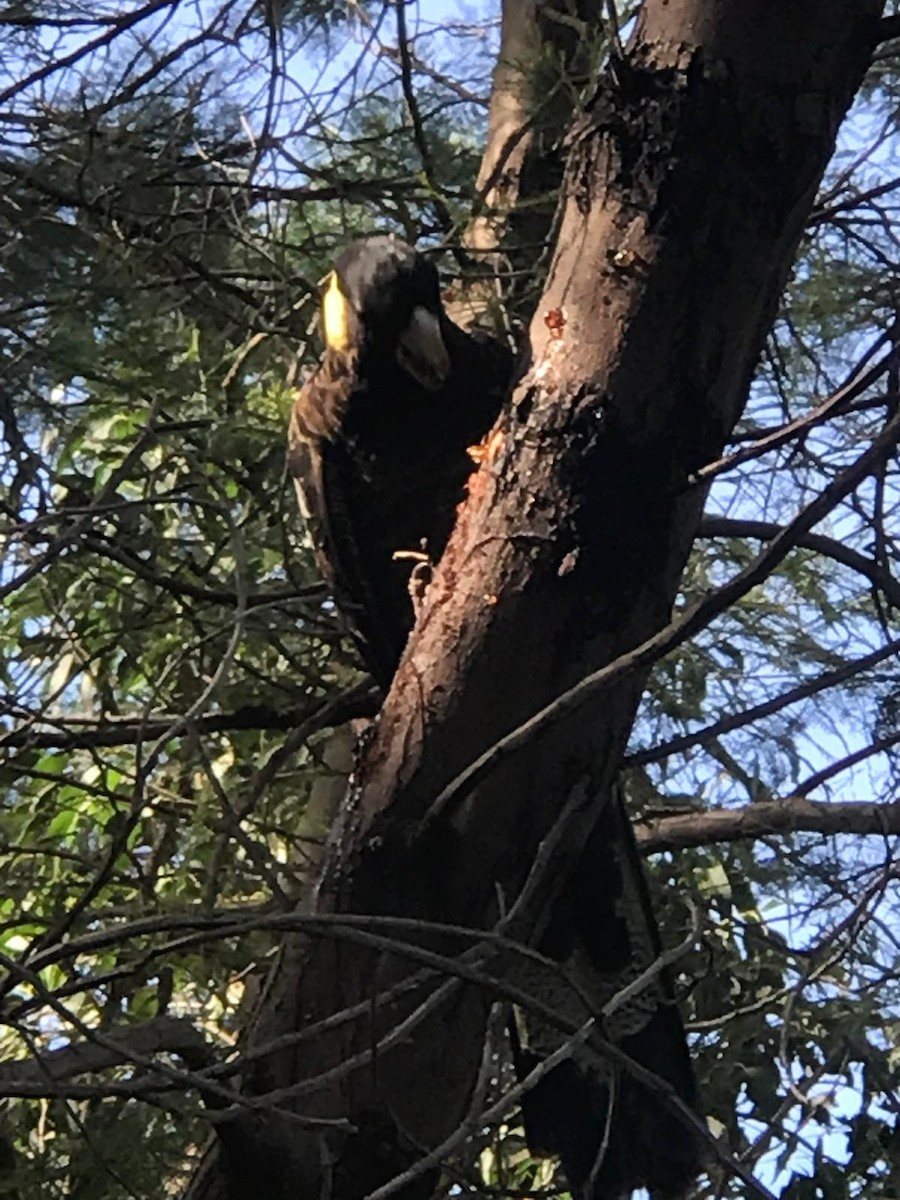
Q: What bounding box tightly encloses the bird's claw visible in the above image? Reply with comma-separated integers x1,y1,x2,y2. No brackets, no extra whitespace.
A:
393,545,433,619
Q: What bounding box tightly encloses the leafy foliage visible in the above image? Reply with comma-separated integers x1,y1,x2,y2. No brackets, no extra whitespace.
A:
1,2,900,1198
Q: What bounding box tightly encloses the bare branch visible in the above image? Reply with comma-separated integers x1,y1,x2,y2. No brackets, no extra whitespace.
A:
627,636,900,769
694,334,899,485
0,0,181,106
699,515,900,607
394,0,455,236
0,1017,212,1091
1,682,378,752
798,730,900,794
636,796,900,853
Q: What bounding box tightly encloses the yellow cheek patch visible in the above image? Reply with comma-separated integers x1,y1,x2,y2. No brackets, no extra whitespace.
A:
322,271,352,351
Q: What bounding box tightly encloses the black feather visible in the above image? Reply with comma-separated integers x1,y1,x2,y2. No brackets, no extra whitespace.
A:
288,236,513,686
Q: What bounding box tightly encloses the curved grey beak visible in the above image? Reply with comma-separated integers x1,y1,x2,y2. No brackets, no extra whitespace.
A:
396,306,450,391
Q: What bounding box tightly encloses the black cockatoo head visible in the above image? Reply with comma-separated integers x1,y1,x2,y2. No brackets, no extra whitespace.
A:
321,235,451,391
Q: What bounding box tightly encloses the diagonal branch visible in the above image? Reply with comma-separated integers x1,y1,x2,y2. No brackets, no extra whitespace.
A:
694,335,899,485
698,515,900,608
627,636,900,769
424,411,900,828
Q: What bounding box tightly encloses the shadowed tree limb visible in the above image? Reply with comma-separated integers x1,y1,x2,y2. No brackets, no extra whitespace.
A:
635,796,900,853
0,1017,213,1092
0,682,378,751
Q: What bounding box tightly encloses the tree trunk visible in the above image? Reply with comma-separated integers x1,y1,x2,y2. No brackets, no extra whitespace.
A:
186,3,883,1197
455,0,604,329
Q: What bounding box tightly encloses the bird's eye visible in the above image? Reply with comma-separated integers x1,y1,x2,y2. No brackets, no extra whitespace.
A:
322,272,352,351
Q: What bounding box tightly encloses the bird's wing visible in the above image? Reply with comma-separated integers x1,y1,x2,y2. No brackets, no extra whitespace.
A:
288,369,409,689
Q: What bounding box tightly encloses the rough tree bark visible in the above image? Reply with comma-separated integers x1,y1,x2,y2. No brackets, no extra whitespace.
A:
186,3,884,1198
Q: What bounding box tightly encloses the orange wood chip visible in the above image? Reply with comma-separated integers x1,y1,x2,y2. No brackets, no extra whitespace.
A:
467,426,503,465
544,307,566,338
